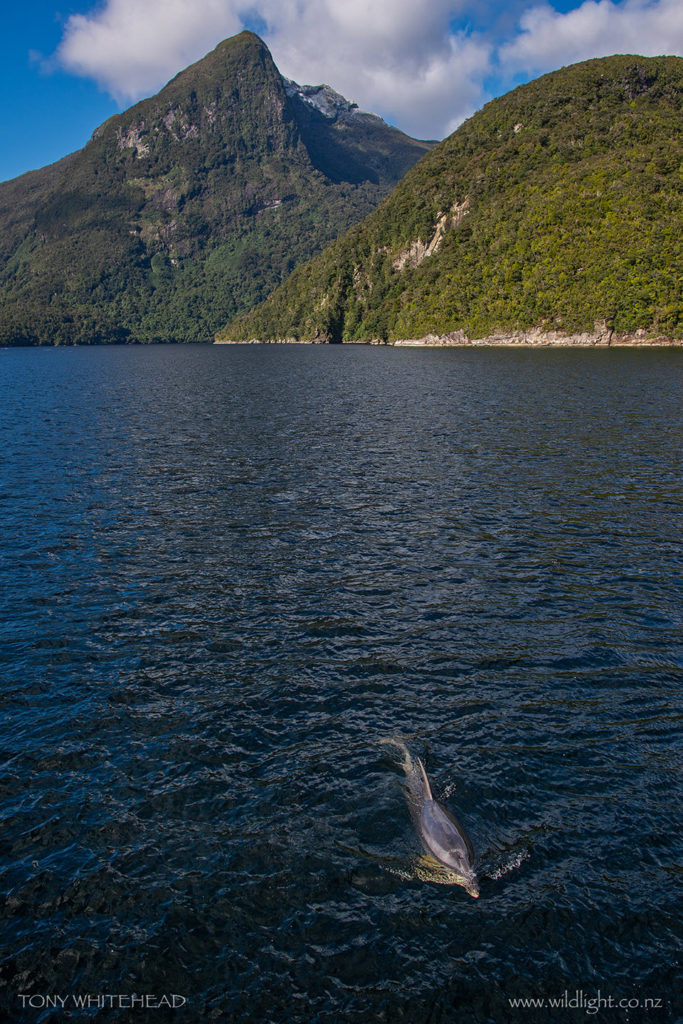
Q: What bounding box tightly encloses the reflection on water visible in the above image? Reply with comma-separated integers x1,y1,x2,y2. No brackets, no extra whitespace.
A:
0,344,681,1022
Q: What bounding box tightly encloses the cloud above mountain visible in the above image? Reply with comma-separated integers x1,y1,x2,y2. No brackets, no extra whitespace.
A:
500,0,683,73
55,0,683,139
56,0,244,103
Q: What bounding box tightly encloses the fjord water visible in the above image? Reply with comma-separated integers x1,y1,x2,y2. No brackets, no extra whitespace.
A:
1,345,680,1023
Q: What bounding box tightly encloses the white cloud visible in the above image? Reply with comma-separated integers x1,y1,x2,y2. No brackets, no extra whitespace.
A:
500,0,683,75
265,5,491,138
57,0,244,103
55,0,492,139
52,0,683,140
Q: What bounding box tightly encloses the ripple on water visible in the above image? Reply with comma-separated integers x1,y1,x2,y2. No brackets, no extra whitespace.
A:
0,346,681,1022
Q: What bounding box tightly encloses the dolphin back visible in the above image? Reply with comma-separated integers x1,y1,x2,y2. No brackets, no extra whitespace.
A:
420,794,475,872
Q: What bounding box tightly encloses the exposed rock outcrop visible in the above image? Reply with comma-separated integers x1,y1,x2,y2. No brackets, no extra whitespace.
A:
390,326,679,346
393,200,470,270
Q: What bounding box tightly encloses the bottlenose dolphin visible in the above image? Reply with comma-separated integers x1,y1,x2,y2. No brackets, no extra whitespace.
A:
381,739,479,898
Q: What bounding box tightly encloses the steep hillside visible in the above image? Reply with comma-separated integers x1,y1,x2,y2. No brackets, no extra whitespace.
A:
0,32,432,345
219,55,683,345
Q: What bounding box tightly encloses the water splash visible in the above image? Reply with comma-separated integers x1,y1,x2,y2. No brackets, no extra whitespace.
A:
485,848,530,881
378,737,424,796
347,846,471,889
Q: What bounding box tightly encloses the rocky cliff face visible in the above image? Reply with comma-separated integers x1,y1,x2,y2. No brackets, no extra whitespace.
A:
0,32,432,345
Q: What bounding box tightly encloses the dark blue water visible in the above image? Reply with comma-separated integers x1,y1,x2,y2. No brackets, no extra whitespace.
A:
1,345,681,1023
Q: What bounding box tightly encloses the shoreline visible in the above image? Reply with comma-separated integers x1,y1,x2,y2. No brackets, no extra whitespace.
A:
215,327,682,347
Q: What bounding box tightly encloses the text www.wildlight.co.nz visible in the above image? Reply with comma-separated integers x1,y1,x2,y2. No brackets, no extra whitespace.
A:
508,990,664,1015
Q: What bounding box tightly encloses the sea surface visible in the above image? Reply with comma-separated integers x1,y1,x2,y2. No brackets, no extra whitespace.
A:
0,344,681,1023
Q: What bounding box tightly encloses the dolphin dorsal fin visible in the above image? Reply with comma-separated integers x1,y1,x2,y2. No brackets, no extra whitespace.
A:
418,758,433,800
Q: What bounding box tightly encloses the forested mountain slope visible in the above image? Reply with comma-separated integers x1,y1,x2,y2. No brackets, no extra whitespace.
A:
0,32,432,345
219,55,682,345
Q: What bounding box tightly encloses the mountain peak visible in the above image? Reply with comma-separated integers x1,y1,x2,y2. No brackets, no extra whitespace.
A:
152,29,280,104
0,30,432,345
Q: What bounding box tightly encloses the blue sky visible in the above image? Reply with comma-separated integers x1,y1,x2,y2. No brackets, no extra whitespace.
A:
2,0,682,183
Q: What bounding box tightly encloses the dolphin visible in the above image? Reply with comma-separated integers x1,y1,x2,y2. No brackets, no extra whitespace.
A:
381,739,479,898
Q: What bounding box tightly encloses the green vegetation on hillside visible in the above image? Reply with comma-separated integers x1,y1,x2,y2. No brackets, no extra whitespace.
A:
0,32,431,345
219,56,683,343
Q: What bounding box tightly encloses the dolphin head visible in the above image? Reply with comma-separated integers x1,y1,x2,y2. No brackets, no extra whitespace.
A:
446,864,479,898
464,873,480,899
413,855,480,897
